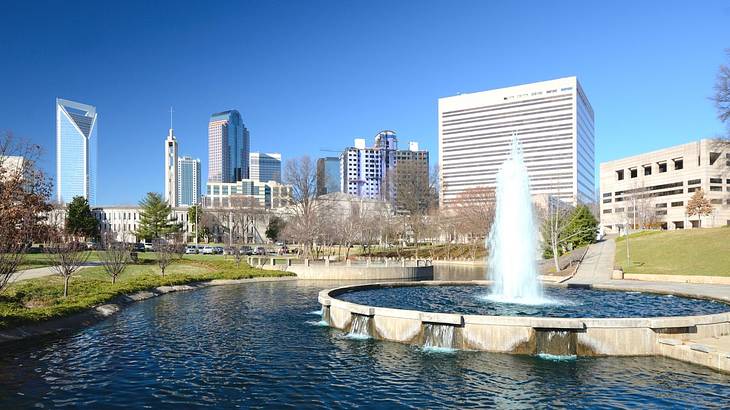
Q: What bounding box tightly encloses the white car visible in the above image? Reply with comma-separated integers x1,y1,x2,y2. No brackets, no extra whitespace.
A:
201,246,214,255
185,246,198,254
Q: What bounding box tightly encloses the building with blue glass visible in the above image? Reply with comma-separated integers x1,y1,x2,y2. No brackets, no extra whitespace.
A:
177,156,201,206
249,152,281,183
317,156,341,196
208,110,249,183
56,98,97,205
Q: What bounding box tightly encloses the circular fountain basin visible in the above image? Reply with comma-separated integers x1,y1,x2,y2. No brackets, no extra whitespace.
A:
318,281,730,360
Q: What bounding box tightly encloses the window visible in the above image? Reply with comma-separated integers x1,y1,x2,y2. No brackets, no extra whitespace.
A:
688,179,701,185
603,209,612,214
658,162,667,173
655,203,667,208
710,178,722,184
615,207,625,212
671,201,684,207
711,199,723,204
710,186,722,191
656,210,667,216
616,170,624,180
643,165,652,176
673,158,683,170
710,152,721,165
603,199,611,204
602,192,612,198
688,187,700,193
630,168,638,178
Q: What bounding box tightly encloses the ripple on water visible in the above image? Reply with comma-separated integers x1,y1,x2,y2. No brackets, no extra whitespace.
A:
0,282,728,408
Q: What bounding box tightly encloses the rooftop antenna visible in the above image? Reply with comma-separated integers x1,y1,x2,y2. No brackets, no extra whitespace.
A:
169,106,174,129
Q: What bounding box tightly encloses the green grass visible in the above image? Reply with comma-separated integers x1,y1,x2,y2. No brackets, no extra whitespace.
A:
18,251,103,270
614,228,730,276
0,258,293,329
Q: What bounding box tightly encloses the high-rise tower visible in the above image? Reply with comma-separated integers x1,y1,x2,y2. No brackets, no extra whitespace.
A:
56,98,97,205
165,128,179,207
208,110,249,183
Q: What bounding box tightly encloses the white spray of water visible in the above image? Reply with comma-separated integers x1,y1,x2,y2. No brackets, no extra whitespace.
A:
485,136,549,305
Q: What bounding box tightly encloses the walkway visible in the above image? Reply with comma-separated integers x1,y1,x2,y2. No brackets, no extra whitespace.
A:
566,236,616,285
11,263,101,283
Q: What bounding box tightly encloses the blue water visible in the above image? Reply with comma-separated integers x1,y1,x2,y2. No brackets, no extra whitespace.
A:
0,281,728,408
338,285,730,318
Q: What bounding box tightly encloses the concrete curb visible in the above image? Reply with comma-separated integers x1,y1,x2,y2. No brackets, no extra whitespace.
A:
0,276,297,345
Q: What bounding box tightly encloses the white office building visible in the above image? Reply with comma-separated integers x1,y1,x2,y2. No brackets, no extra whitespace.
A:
600,139,730,231
438,77,595,206
204,179,292,209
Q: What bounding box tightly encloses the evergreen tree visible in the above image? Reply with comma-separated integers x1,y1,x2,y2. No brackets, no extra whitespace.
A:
265,216,285,242
65,196,99,240
136,192,181,240
563,205,598,249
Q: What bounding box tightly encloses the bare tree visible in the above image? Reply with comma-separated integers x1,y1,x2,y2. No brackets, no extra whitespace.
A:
45,240,90,297
393,160,438,258
283,156,329,258
99,234,130,284
713,49,730,128
451,187,496,260
153,237,184,276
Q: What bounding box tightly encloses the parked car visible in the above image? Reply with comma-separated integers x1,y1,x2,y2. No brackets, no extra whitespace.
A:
144,243,154,252
275,241,285,246
277,245,289,255
200,246,214,255
185,245,198,254
213,246,224,254
241,246,253,255
254,246,266,255
132,243,146,252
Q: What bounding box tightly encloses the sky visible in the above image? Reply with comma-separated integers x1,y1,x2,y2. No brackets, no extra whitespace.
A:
0,0,729,205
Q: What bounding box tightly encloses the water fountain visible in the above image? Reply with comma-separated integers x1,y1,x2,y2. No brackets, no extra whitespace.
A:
486,135,547,305
346,314,372,339
422,323,456,352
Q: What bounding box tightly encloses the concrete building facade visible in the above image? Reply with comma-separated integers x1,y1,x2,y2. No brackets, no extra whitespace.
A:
178,156,201,206
340,131,429,203
249,152,282,183
56,98,97,205
204,179,292,209
438,77,595,206
599,139,730,232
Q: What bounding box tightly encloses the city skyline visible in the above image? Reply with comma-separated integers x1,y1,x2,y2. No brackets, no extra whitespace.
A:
1,1,729,204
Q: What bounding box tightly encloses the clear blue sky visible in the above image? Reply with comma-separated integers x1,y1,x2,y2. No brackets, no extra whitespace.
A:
1,1,728,205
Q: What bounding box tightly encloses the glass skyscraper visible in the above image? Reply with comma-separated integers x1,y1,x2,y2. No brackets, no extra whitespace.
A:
56,98,97,205
316,156,341,195
208,110,249,183
177,156,201,206
249,152,282,183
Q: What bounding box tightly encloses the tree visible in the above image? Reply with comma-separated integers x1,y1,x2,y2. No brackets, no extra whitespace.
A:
563,205,598,249
266,216,285,242
283,156,329,258
0,132,53,292
540,198,597,272
45,240,90,297
713,49,730,127
393,160,438,258
136,192,181,240
686,188,713,226
153,237,183,276
451,187,496,260
99,234,130,284
66,195,99,240
187,205,204,241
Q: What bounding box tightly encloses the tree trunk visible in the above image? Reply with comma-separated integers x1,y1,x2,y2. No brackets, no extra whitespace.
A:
63,275,69,297
552,242,560,273
112,275,116,284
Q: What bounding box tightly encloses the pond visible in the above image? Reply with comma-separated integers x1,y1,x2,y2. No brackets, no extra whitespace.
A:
0,281,728,408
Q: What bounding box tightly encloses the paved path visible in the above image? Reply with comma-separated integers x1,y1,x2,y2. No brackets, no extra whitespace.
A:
11,263,101,283
567,236,616,285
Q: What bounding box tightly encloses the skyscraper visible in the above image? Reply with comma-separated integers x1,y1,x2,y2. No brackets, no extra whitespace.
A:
56,98,97,205
438,77,595,206
164,128,179,207
316,156,341,196
208,110,249,183
177,156,201,206
249,152,282,183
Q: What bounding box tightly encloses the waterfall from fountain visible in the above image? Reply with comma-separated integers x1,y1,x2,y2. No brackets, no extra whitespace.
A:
346,314,372,339
422,324,456,352
485,136,549,305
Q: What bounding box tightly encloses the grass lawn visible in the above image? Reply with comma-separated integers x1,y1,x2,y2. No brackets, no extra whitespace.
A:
0,257,293,329
614,227,730,276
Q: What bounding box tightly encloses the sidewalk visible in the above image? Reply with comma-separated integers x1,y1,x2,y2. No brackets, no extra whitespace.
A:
566,236,616,285
11,262,102,283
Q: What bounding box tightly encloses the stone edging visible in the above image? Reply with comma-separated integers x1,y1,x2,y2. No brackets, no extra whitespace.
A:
0,276,298,345
623,273,730,286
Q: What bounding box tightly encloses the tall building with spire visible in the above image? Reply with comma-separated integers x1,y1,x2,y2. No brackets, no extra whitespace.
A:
164,128,179,207
56,98,97,204
208,110,249,183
